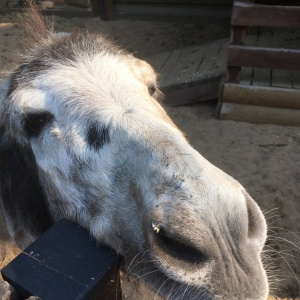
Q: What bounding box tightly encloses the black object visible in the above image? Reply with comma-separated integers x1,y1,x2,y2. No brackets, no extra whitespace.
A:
1,219,122,300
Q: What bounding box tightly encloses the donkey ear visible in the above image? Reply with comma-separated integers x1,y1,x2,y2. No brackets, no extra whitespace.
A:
0,128,54,249
128,56,163,100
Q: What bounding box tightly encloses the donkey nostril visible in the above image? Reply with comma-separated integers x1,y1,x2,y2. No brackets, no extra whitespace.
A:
153,226,208,264
245,194,267,244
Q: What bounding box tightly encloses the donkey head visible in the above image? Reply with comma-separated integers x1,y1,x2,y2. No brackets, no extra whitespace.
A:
0,18,268,300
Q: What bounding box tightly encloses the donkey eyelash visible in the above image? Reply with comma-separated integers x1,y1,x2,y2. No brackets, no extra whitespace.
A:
148,85,156,96
23,111,53,137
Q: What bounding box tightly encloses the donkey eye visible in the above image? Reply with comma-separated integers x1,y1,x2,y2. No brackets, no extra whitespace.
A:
24,112,53,137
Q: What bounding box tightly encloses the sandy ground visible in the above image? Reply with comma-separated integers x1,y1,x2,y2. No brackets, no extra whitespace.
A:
0,13,300,300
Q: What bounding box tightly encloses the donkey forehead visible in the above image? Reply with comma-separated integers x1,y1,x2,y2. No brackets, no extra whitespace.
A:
6,32,156,114
14,58,146,110
7,55,177,144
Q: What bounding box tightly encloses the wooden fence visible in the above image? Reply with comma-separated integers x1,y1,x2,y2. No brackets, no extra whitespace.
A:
218,0,300,126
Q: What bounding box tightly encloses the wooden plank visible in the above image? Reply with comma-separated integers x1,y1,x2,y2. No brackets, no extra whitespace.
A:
230,26,247,46
243,31,259,47
228,45,300,70
216,40,229,69
91,0,100,16
104,0,115,20
114,3,232,18
164,76,222,106
220,102,300,126
223,83,300,109
239,34,257,85
198,40,223,72
256,0,300,4
114,0,233,5
160,45,207,87
239,34,258,85
146,38,228,96
172,39,227,87
2,6,93,18
226,26,247,82
98,0,114,20
145,51,172,72
289,30,300,88
240,67,253,85
252,29,272,86
232,2,300,28
158,48,183,84
158,39,227,88
293,71,300,88
272,29,294,88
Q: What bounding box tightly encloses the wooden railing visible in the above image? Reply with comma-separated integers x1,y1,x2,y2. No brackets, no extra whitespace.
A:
219,0,300,126
232,2,300,28
227,1,300,83
228,46,300,70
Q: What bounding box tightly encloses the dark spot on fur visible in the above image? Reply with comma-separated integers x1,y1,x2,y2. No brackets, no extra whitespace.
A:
0,128,54,245
87,122,110,151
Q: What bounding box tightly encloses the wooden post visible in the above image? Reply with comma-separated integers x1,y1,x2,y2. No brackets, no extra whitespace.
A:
99,0,114,20
227,26,247,83
226,0,253,83
219,0,300,126
91,0,100,17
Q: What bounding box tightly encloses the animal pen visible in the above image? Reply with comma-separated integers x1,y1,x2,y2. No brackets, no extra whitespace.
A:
218,0,300,126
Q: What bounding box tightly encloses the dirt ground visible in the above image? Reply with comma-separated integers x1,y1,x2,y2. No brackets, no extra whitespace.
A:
0,13,300,300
